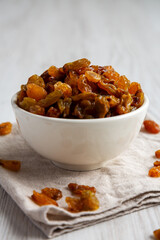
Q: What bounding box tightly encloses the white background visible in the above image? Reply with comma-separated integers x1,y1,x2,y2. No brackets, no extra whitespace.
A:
0,0,160,239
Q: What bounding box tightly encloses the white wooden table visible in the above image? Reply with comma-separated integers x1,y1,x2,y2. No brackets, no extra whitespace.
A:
0,0,160,239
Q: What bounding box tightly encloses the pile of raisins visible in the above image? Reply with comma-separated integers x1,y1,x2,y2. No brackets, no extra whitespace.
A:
17,58,144,119
31,183,99,213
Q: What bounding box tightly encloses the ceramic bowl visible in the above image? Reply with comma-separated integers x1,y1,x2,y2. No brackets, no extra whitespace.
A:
11,93,149,171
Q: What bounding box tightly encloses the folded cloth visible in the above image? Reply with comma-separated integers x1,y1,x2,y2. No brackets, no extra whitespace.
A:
0,118,160,238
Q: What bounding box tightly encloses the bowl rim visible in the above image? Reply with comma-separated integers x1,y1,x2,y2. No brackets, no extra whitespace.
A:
11,92,149,124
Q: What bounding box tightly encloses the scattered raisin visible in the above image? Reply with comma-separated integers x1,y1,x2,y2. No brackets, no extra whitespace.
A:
154,229,160,240
155,150,160,159
66,183,99,212
68,183,96,195
144,120,160,134
154,161,160,167
41,188,62,200
0,122,12,136
66,190,99,212
148,166,160,177
31,190,58,206
0,159,21,171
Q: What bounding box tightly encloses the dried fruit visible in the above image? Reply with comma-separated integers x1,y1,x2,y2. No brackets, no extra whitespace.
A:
129,82,141,94
155,150,160,159
98,80,117,96
46,106,60,118
66,183,99,212
148,166,160,177
131,89,144,108
116,94,132,115
31,190,58,206
58,98,72,117
0,122,12,136
94,96,110,118
115,75,130,91
103,66,119,81
68,183,96,195
66,190,99,212
72,92,97,101
85,71,101,83
38,90,63,108
48,66,65,81
19,97,37,111
27,83,47,101
54,81,72,97
41,188,62,200
0,159,21,171
154,161,160,167
17,58,144,119
78,75,93,93
144,120,160,134
27,74,45,88
154,229,160,240
17,90,27,103
63,58,91,73
29,105,45,116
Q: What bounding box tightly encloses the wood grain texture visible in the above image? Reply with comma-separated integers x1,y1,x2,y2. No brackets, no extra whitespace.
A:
0,0,160,239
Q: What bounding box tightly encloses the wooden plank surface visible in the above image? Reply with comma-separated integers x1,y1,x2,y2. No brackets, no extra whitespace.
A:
0,0,160,239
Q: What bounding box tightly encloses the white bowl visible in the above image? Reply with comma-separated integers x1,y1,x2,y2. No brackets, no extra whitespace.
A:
11,93,149,171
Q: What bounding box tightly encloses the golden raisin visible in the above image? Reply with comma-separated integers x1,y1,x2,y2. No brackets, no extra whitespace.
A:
155,150,160,159
144,120,160,134
29,105,45,116
66,183,99,212
68,183,96,195
148,166,160,177
41,188,62,200
38,90,63,108
63,58,91,73
85,71,101,83
154,229,160,240
27,83,47,101
19,97,37,111
98,80,117,96
0,122,12,136
48,66,59,77
78,75,93,93
54,81,72,97
48,66,65,81
0,159,21,171
17,90,27,103
27,74,45,88
94,96,110,118
66,190,99,212
31,190,58,206
46,107,60,118
103,66,119,81
115,75,130,91
129,82,141,94
154,161,160,167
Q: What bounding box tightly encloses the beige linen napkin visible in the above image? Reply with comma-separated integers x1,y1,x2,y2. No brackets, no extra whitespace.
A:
0,119,160,238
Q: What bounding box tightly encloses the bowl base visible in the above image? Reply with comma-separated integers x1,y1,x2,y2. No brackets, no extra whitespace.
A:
51,160,106,171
